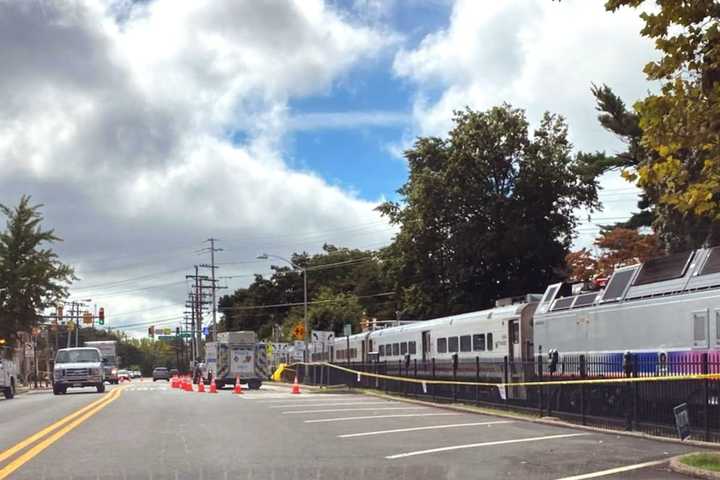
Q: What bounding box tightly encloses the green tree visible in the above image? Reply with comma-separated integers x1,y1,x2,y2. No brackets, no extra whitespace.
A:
605,1,720,249
378,105,599,317
0,196,74,346
306,288,364,335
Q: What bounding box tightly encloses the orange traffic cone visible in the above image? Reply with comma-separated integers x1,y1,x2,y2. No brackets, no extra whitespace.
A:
209,378,217,394
171,376,177,388
198,379,205,393
183,377,191,391
233,375,243,394
291,375,301,394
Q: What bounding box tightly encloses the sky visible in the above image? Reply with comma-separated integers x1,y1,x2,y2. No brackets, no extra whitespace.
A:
0,0,656,336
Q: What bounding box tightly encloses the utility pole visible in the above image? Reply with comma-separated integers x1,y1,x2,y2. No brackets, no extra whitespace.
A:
186,267,211,364
201,238,224,342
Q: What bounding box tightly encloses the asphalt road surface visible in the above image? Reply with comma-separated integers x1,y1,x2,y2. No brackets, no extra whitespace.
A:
0,380,713,479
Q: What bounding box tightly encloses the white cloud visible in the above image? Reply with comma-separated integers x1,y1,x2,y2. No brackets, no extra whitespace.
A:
0,0,398,334
393,0,654,247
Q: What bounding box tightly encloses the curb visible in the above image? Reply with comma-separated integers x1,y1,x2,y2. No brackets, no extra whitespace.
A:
351,388,720,450
670,454,720,479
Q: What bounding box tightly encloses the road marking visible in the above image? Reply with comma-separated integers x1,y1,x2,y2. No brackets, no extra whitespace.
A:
385,433,589,459
0,387,124,479
270,401,393,408
553,459,668,480
283,406,426,415
0,387,120,463
305,413,461,423
265,396,365,403
338,421,515,438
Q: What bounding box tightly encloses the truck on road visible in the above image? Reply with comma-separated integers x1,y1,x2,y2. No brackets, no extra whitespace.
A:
205,331,268,390
84,340,118,384
52,347,106,394
0,347,18,399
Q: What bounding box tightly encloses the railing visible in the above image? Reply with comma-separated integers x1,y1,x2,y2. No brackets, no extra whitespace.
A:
289,353,720,443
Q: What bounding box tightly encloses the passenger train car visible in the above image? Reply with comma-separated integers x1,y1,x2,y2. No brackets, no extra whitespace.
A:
329,246,720,378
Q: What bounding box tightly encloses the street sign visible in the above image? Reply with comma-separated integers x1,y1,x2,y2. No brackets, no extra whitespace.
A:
311,330,334,344
202,327,209,336
83,311,93,325
179,332,192,338
24,342,34,358
157,335,177,341
674,403,690,440
292,323,305,340
343,323,352,337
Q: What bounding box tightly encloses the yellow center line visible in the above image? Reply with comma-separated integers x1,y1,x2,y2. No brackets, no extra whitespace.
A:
0,386,125,479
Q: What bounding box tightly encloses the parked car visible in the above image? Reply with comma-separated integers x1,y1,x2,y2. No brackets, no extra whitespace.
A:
152,367,170,381
169,368,179,377
117,370,131,382
131,370,141,378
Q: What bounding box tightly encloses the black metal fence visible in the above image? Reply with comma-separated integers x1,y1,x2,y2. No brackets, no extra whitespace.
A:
291,353,720,443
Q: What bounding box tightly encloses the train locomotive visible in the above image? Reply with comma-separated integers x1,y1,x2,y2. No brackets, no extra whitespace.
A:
324,246,720,383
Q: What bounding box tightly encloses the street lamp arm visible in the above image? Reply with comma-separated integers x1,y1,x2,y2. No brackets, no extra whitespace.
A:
257,253,305,272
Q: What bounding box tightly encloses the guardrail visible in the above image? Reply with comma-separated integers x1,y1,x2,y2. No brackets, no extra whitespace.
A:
286,354,720,443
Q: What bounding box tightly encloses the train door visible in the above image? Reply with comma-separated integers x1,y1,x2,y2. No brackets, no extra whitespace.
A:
421,331,431,362
692,309,710,349
508,319,519,363
361,340,366,363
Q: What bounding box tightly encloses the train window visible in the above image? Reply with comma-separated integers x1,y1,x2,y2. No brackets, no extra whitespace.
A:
510,322,519,345
460,335,471,352
473,334,485,351
448,337,459,353
379,345,385,356
634,250,694,285
701,247,720,275
409,341,416,354
600,267,637,302
401,342,408,355
437,338,447,353
487,333,494,351
392,343,400,356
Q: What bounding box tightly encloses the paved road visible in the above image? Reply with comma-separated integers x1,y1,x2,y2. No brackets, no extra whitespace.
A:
0,380,712,479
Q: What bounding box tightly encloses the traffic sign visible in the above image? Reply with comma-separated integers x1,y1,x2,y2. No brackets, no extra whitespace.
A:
202,327,209,336
343,323,352,337
292,323,305,340
157,335,177,341
83,311,93,325
180,332,192,338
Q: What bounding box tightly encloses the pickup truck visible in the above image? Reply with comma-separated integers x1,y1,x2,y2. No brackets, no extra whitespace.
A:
0,348,17,399
53,347,106,395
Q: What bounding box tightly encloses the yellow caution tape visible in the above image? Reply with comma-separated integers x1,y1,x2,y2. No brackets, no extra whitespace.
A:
286,362,720,388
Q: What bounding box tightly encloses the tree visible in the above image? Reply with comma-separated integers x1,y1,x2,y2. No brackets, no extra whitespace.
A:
219,244,395,339
594,227,663,276
565,249,598,283
306,288,363,335
378,105,599,317
605,1,720,249
0,196,74,346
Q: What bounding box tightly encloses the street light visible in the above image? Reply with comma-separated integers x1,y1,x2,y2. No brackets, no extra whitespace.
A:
257,253,308,358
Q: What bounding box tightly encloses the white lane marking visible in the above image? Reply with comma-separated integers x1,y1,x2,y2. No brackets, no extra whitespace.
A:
283,407,426,415
305,413,460,423
553,459,668,480
265,396,367,404
385,433,590,459
338,421,515,438
270,401,393,408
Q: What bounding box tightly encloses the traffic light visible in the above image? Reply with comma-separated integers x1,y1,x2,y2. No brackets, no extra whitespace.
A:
176,327,180,336
148,325,155,338
98,307,105,326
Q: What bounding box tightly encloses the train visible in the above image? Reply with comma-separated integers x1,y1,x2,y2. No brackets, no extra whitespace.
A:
313,245,720,381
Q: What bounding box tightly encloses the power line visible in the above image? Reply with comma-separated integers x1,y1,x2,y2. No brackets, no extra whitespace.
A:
219,291,395,312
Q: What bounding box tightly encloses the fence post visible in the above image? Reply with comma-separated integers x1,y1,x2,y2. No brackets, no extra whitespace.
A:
432,358,436,402
503,356,509,406
414,359,418,397
632,355,638,431
475,356,480,404
579,354,586,426
384,360,388,394
538,350,544,417
703,353,710,442
452,354,458,402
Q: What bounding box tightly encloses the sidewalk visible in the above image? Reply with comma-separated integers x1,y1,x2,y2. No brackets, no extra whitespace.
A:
15,384,53,395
